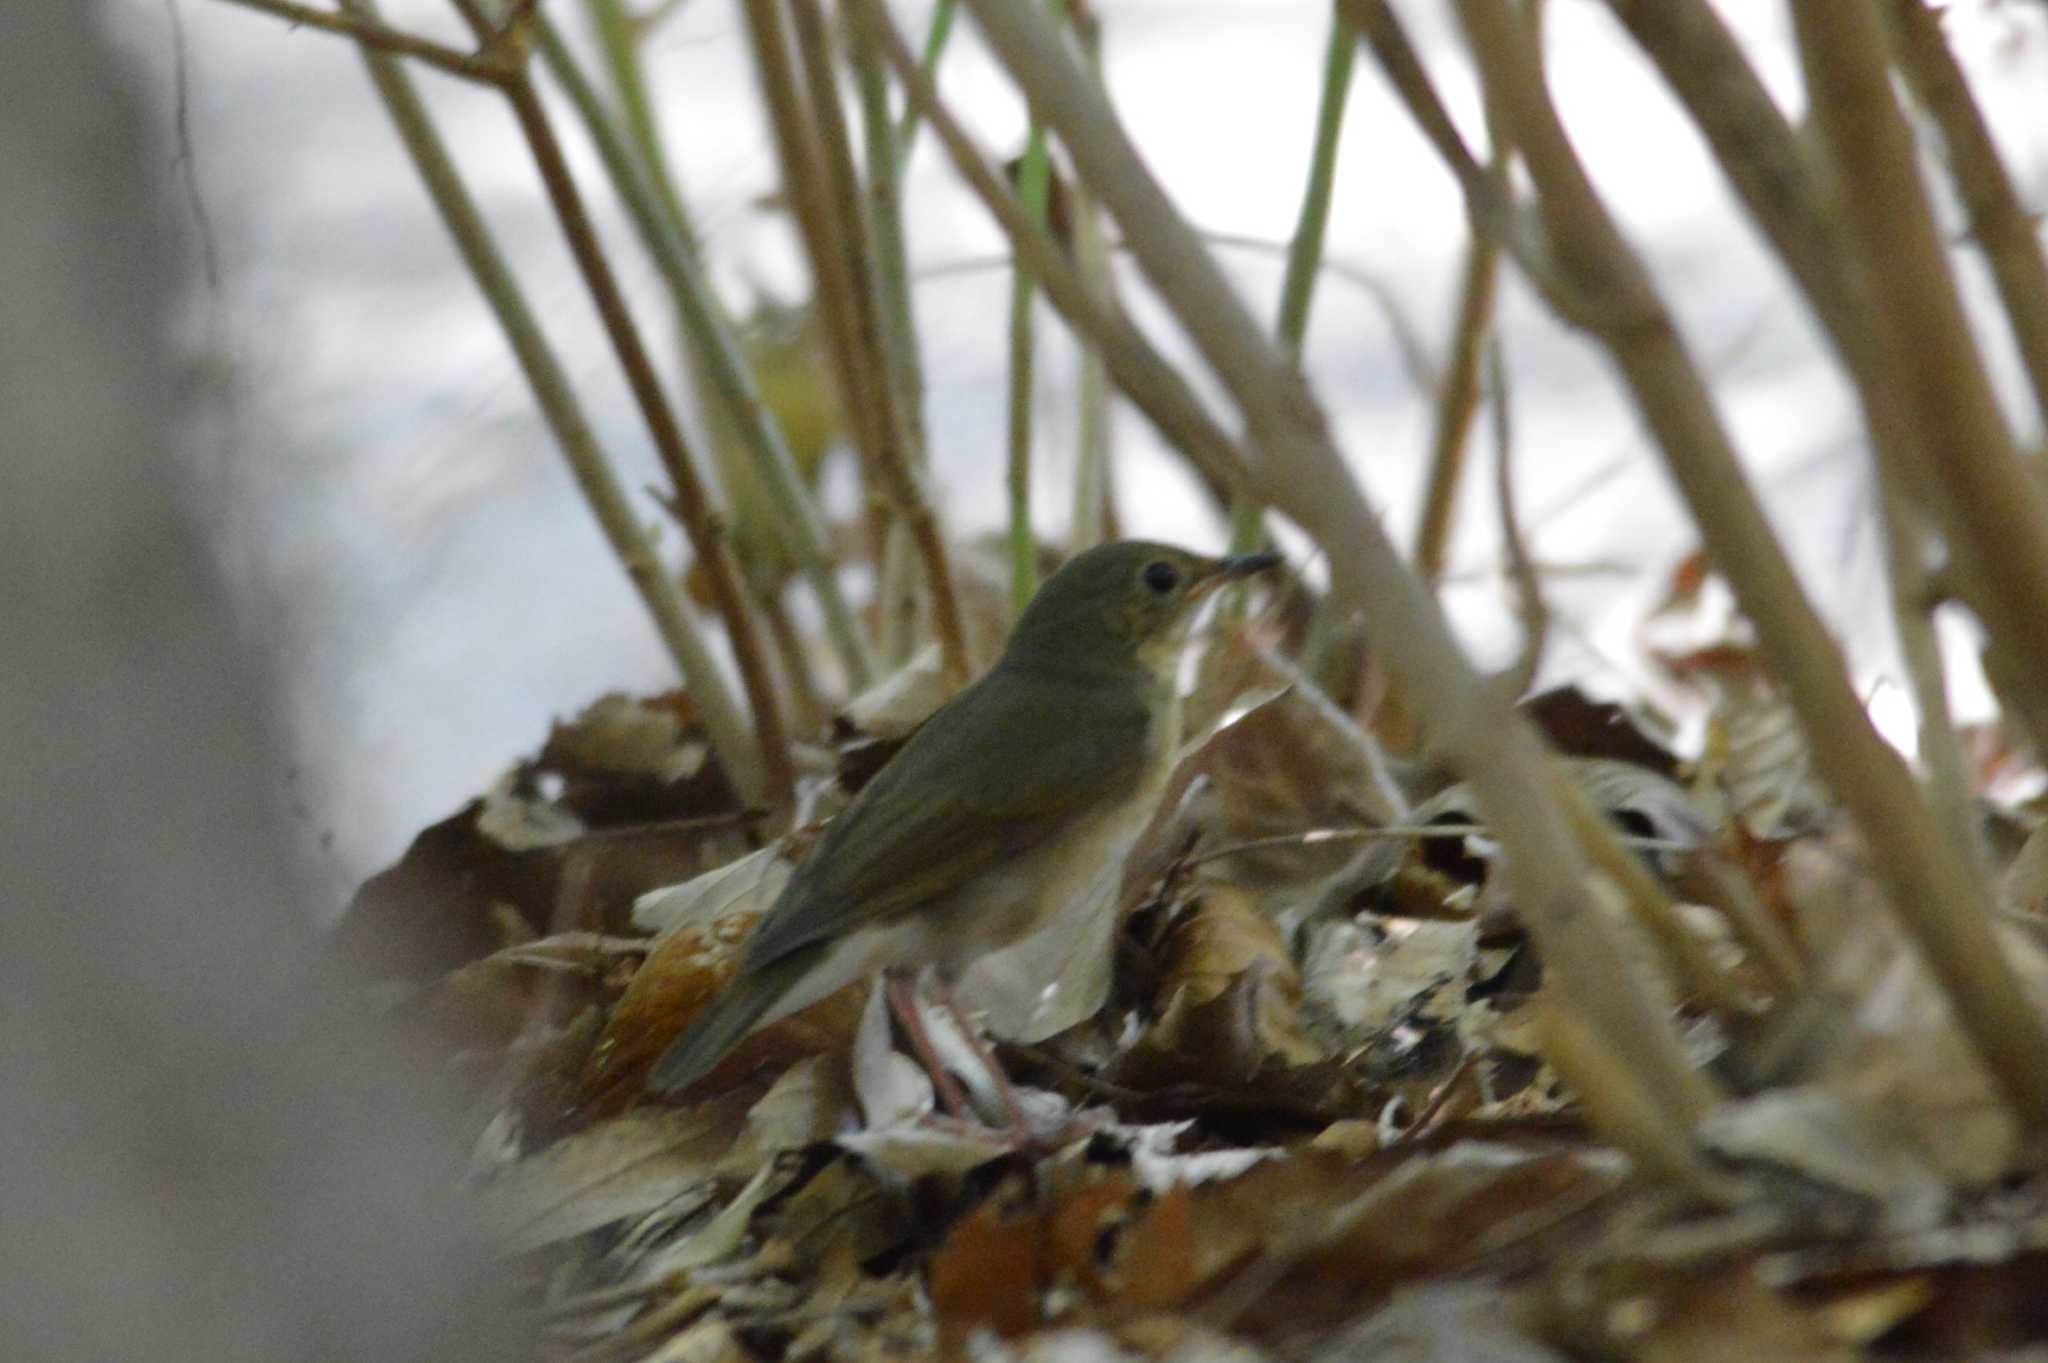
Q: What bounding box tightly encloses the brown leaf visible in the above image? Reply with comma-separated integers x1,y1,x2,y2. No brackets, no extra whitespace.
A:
1522,686,1681,777
928,1182,1047,1349
1633,1264,1858,1363
578,910,865,1112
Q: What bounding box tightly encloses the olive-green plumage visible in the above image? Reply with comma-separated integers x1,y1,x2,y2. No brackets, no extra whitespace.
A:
647,540,1280,1095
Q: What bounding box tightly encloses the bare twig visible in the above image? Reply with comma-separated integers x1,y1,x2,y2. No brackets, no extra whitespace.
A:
1275,11,1358,356
1230,7,1359,567
446,0,791,804
1344,0,1586,317
1006,25,1058,612
1488,343,1547,699
786,0,968,684
1414,236,1501,584
331,0,769,806
738,0,887,563
532,19,876,694
1887,0,2048,429
957,0,1724,1132
845,13,933,666
891,0,959,152
584,0,694,254
856,0,1249,502
1793,1,2048,753
1602,0,1985,896
847,6,928,479
215,0,512,81
749,0,970,687
1457,0,2048,1127
1068,2,1116,553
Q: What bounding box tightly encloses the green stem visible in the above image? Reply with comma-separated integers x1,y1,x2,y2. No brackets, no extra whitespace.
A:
1005,0,1065,612
1234,11,1357,564
1069,7,1113,552
1008,119,1053,612
585,0,697,255
1276,13,1358,356
893,0,960,153
848,5,931,658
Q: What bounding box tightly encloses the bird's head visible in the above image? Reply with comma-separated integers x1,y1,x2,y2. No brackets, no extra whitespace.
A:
1001,539,1284,681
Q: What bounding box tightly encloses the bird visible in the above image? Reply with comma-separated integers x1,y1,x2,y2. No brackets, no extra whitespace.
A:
646,539,1283,1107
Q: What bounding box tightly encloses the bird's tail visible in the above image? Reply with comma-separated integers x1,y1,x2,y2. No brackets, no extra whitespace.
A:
646,949,814,1096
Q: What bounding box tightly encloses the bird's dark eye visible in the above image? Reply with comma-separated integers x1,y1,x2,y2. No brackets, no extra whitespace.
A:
1142,560,1180,595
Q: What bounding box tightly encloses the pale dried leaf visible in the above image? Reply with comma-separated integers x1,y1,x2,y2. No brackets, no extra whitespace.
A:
1319,1282,1566,1363
1697,1088,1951,1232
852,977,931,1129
480,1104,742,1252
549,692,708,783
717,1057,854,1176
840,642,949,739
638,1318,746,1363
477,770,585,851
634,843,794,939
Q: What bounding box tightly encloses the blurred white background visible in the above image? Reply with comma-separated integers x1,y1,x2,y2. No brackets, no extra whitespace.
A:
103,0,2048,896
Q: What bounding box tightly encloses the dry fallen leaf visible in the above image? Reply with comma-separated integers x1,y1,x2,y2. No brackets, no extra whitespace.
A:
480,1096,753,1252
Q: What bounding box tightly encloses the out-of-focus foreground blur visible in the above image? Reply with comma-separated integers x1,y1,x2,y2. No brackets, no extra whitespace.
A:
0,7,505,1359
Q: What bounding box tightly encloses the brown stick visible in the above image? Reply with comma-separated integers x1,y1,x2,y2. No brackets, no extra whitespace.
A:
854,0,1249,501
214,0,512,82
444,0,791,805
785,0,970,686
1598,0,1988,948
955,0,1724,1132
1887,0,2048,430
1414,234,1500,584
1792,1,2048,751
736,0,888,563
1453,0,2048,1128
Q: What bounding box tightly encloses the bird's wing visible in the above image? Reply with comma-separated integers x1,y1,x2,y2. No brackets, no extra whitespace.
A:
740,665,1154,968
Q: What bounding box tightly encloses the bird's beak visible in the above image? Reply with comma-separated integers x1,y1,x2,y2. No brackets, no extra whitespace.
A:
1190,551,1283,600
1218,551,1283,580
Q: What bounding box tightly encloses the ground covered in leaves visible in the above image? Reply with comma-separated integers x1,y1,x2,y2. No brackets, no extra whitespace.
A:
340,583,2048,1363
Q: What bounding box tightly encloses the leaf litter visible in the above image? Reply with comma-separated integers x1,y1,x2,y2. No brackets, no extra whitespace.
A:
330,596,2048,1361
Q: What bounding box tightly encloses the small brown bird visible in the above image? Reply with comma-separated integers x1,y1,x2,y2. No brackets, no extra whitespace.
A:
648,540,1282,1101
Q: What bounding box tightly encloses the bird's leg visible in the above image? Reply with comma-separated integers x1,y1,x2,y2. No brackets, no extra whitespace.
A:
936,985,1034,1135
884,972,972,1120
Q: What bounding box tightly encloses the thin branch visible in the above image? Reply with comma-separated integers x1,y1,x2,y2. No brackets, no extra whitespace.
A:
1231,7,1359,564
1344,0,1587,317
584,0,695,254
1068,1,1116,553
214,0,512,82
331,0,767,807
957,0,1724,1131
531,18,876,692
1275,12,1358,355
1413,234,1500,585
856,0,1249,502
738,0,890,567
1599,0,1984,904
848,7,929,478
918,231,1441,398
846,9,933,666
1887,0,2048,430
1006,25,1059,612
785,0,969,686
447,0,791,804
1458,0,2048,1129
1792,0,2048,755
892,0,960,153
1488,343,1546,699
